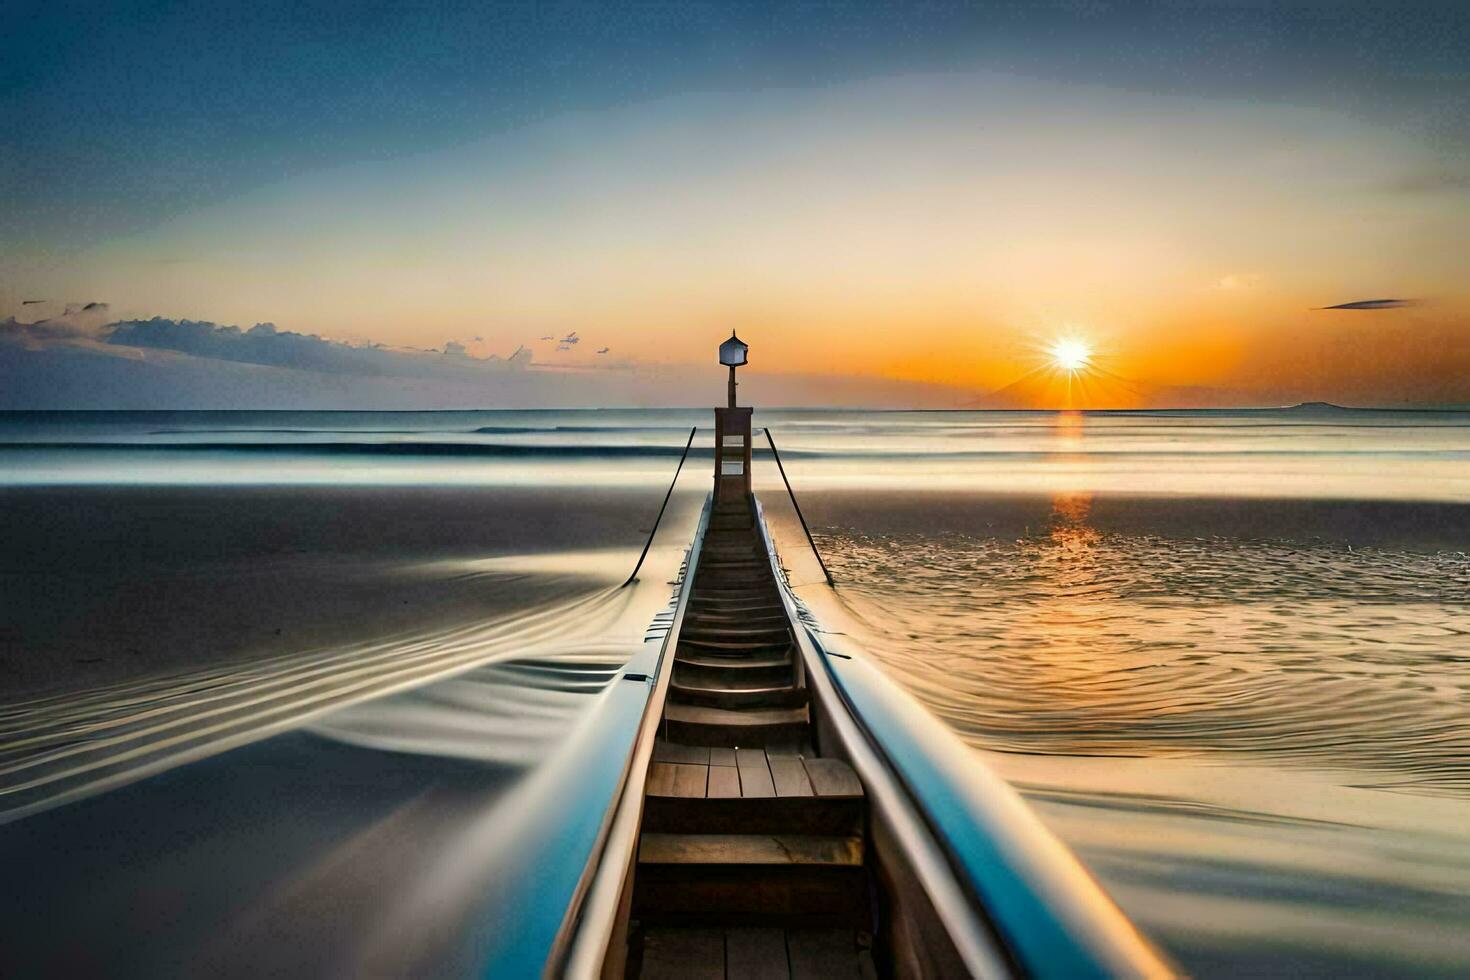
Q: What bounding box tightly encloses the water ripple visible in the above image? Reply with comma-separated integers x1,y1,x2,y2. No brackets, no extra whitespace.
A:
820,521,1470,796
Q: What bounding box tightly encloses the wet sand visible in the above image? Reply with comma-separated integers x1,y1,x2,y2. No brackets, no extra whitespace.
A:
0,483,706,976
0,485,704,698
763,485,1470,550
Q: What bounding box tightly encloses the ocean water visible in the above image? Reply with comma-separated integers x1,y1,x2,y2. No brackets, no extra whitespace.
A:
1,408,1467,975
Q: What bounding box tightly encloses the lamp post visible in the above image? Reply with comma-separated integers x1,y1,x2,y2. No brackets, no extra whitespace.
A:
714,332,752,501
719,331,748,408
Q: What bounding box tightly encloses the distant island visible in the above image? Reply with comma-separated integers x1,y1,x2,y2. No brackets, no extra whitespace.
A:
1282,401,1350,411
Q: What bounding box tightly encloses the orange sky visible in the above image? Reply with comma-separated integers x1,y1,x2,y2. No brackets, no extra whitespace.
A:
7,72,1468,407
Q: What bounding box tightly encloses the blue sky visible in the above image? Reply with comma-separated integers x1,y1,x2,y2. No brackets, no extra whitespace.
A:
6,0,1467,253
3,1,1469,407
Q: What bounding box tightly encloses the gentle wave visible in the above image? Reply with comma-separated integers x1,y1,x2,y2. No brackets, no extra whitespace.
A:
0,587,634,823
0,441,703,457
821,524,1470,795
2,441,1465,464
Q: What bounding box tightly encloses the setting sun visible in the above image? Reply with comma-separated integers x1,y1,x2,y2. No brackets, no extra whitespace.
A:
1049,337,1093,373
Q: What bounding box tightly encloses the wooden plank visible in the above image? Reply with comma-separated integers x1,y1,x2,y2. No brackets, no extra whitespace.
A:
801,758,863,798
735,747,766,767
654,740,710,765
665,704,808,728
639,833,863,866
671,762,708,799
640,927,724,980
766,754,814,798
641,795,864,836
648,762,678,798
725,927,789,980
708,747,738,767
634,868,868,925
763,737,810,756
737,748,775,798
739,763,776,798
707,765,741,799
787,929,862,979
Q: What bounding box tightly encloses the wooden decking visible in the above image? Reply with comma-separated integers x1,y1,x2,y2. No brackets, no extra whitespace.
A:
648,741,863,801
629,496,874,978
639,926,877,979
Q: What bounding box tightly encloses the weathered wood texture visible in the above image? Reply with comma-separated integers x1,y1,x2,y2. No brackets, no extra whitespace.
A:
630,496,876,974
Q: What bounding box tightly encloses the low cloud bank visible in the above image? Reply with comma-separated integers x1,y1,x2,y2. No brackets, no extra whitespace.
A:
0,308,975,408
104,318,532,377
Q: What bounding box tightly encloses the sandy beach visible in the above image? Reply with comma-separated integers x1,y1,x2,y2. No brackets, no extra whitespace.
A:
0,484,705,699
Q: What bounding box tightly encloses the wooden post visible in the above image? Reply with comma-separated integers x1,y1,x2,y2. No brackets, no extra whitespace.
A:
713,406,752,502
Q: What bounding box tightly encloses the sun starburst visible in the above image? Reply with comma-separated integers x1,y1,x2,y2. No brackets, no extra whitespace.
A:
1048,337,1092,374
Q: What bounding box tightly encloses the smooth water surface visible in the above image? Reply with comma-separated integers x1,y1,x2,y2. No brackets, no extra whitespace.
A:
1,407,1467,975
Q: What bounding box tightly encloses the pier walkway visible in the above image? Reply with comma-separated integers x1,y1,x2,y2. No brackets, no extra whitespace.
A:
631,496,874,978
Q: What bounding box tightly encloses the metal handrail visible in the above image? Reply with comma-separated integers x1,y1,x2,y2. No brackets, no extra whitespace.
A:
623,426,697,587
763,428,834,586
549,495,713,977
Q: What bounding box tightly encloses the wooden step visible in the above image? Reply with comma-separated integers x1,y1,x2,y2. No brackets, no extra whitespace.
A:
697,556,767,568
700,553,765,565
678,637,791,654
690,584,778,596
673,655,793,687
675,651,792,671
697,562,768,573
683,617,789,631
633,863,867,927
639,833,862,867
677,638,794,659
695,575,774,589
688,596,782,611
643,744,864,829
695,570,770,583
636,927,875,980
686,608,786,623
690,590,780,604
685,610,789,627
664,702,810,746
680,624,792,643
670,678,808,710
643,793,864,836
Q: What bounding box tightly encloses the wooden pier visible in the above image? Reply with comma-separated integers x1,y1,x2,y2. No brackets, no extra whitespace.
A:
550,335,1172,980
632,494,872,977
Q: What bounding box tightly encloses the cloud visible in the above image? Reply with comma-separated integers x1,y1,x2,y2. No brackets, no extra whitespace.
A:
1316,298,1415,310
0,337,975,410
104,317,533,377
0,302,114,347
1214,273,1262,291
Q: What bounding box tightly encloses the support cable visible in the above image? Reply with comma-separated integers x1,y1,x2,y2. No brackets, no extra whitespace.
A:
622,426,698,587
764,428,835,586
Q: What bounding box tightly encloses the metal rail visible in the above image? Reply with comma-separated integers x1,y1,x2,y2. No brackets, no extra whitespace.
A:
550,495,712,977
623,426,697,587
763,428,834,586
